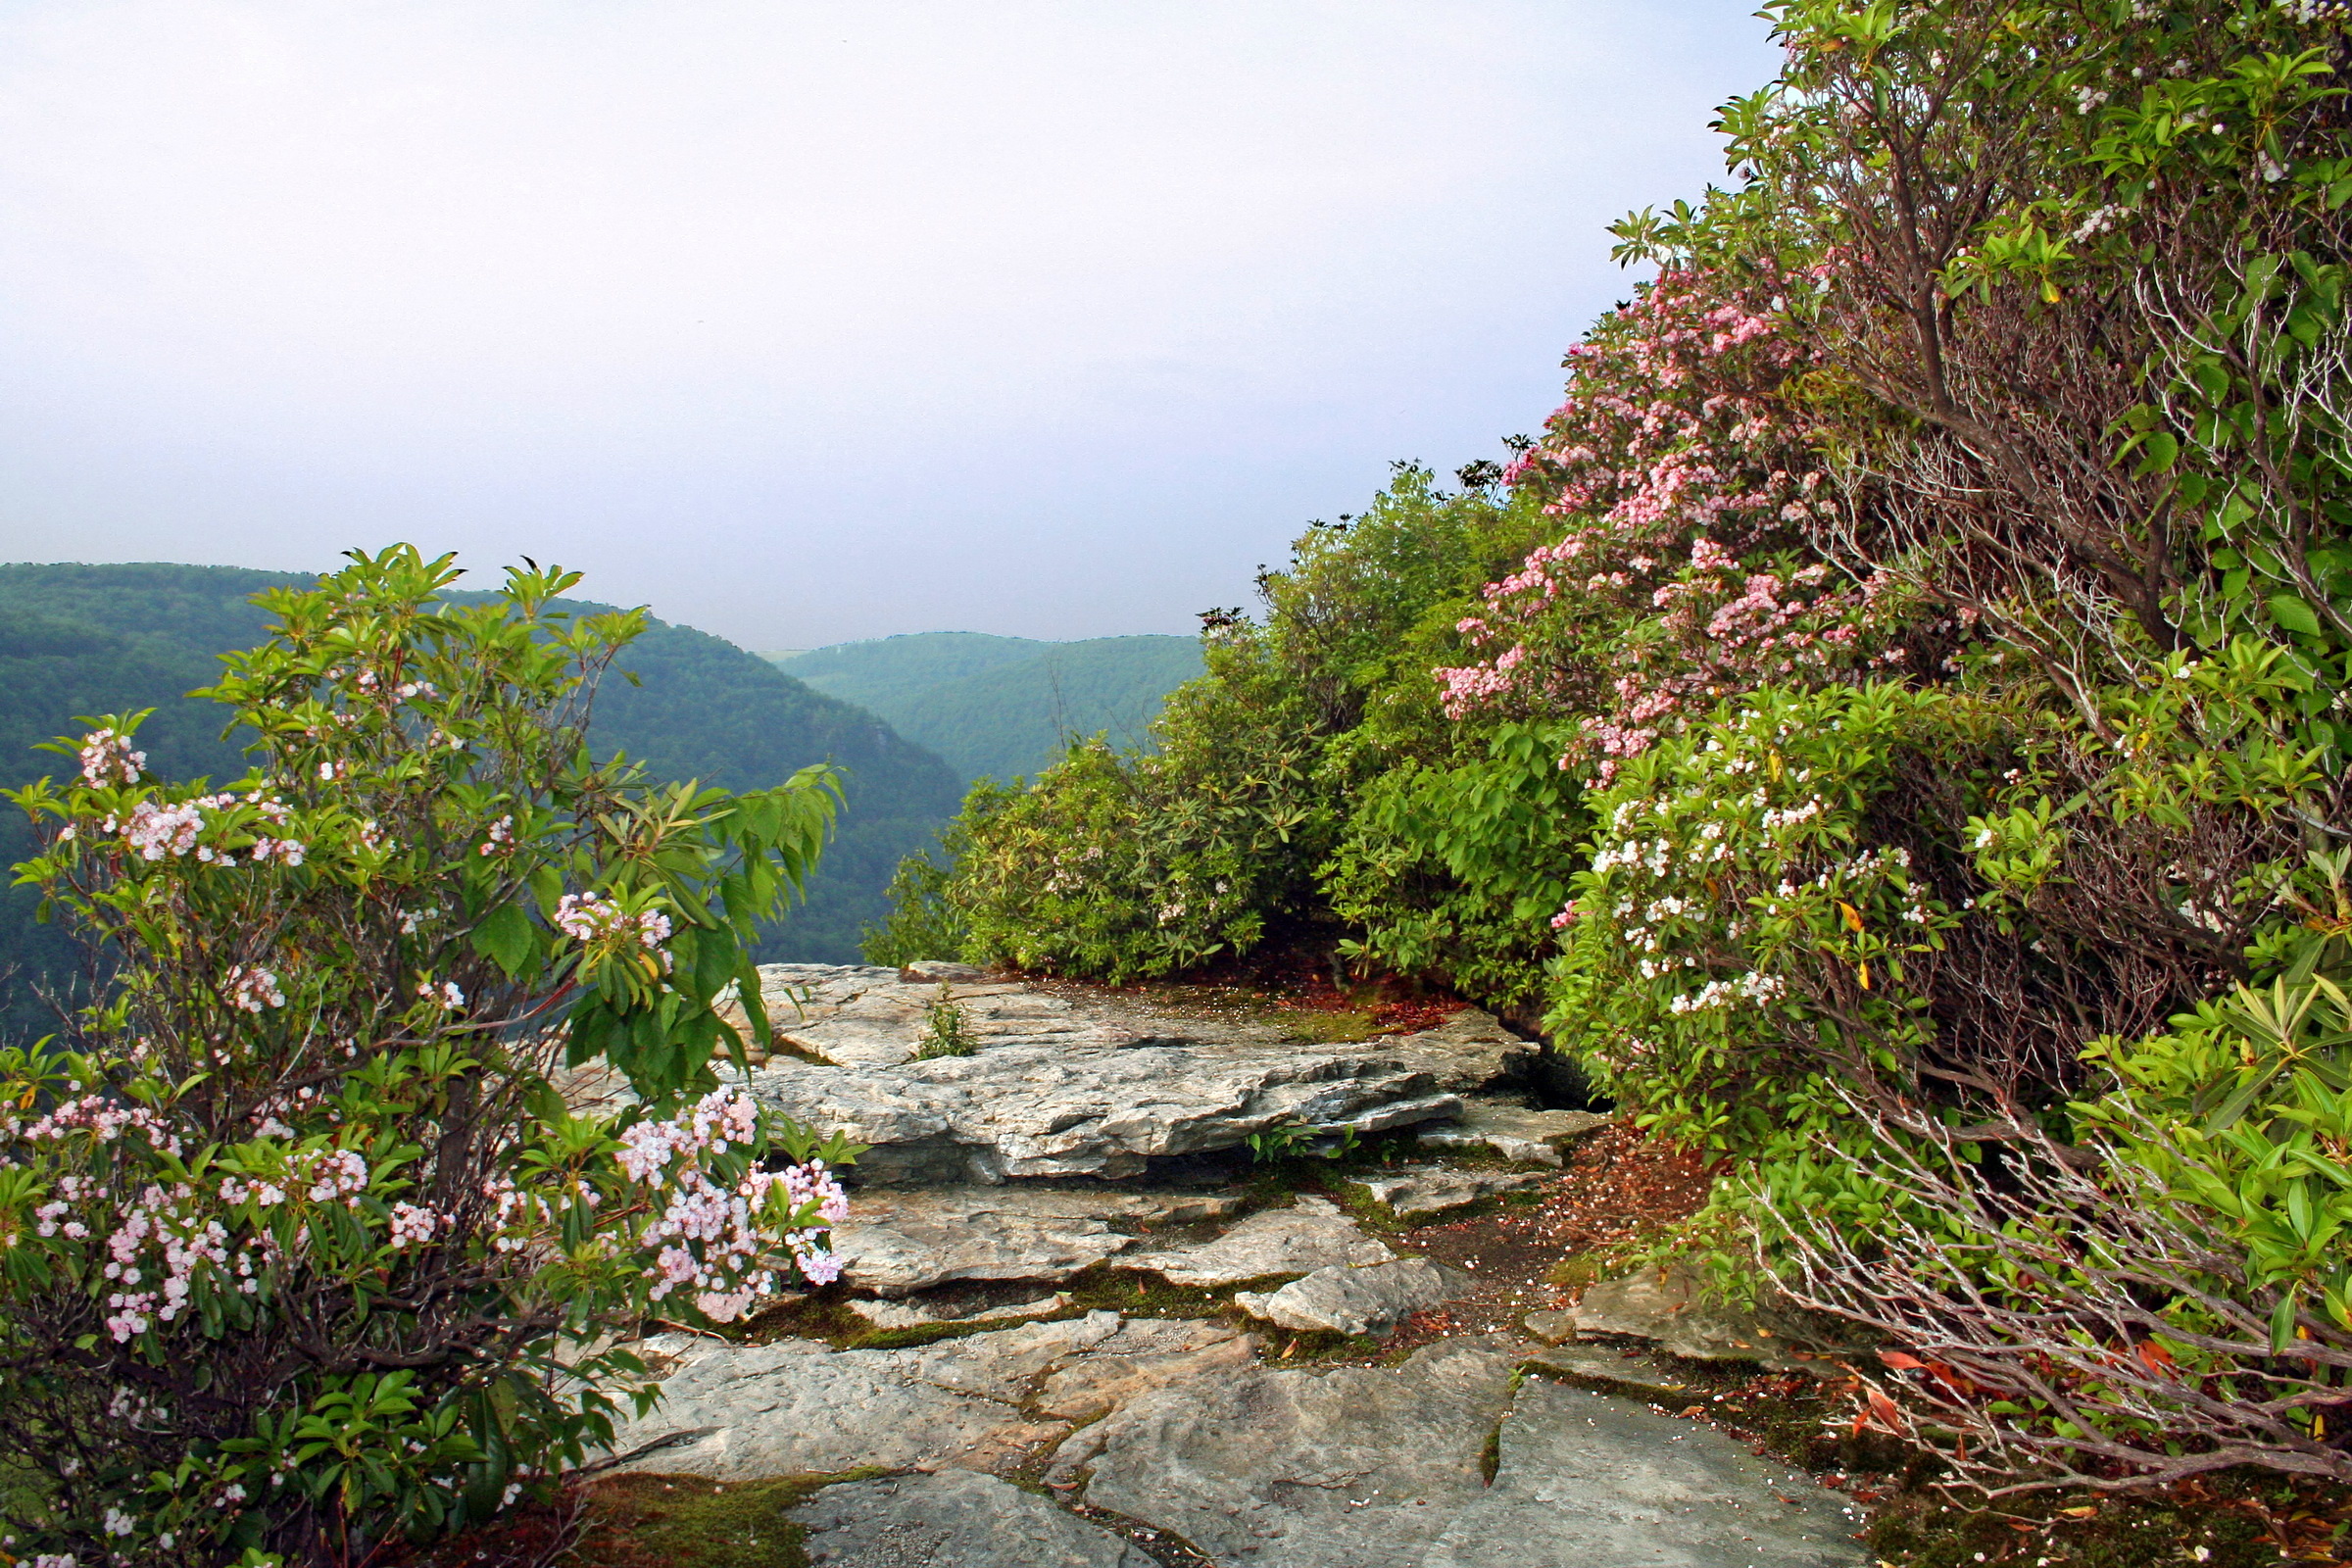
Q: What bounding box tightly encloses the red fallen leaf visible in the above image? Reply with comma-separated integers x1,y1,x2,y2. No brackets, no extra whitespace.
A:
1879,1350,1927,1371
1849,1386,1905,1437
2134,1341,2177,1375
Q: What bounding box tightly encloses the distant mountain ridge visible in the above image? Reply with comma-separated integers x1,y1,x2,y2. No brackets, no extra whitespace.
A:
0,563,962,1036
773,631,1203,783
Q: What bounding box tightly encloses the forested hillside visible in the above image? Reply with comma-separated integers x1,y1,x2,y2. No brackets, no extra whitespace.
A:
774,630,1202,781
879,0,2352,1496
0,563,959,1035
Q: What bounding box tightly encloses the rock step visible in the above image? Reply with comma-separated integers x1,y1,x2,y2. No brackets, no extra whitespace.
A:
720,963,1544,1184
1566,1263,1856,1370
609,1308,1866,1567
1232,1256,1457,1338
1354,1163,1548,1219
795,1470,1149,1567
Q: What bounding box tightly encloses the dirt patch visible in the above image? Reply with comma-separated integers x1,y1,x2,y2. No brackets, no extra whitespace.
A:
1348,1120,1715,1355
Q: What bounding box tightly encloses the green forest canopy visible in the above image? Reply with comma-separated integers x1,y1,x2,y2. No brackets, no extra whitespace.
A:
0,562,963,1036
771,630,1202,783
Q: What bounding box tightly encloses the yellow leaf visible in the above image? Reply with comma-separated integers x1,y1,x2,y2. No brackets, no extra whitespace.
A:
1858,961,1872,991
1838,901,1864,932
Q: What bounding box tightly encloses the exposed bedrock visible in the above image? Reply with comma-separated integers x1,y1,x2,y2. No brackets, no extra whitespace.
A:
722,964,1536,1183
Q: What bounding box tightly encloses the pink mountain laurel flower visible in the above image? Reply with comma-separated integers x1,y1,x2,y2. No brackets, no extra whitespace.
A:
224,966,287,1012
479,814,516,856
613,1088,847,1308
78,727,146,787
247,837,307,866
121,800,204,860
416,979,466,1010
554,891,675,951
388,1201,442,1249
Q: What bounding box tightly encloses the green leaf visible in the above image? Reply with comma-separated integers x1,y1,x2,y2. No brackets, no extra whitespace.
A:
470,903,537,978
2133,430,2180,476
2271,594,2325,638
2273,1288,2303,1354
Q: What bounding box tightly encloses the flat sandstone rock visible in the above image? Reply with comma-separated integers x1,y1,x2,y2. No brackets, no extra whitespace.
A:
1355,1164,1549,1219
793,1469,1152,1568
832,1186,1244,1297
610,1311,1228,1481
1416,1098,1612,1166
1423,1378,1864,1567
1121,1197,1392,1288
724,965,1528,1182
1060,1337,1524,1565
1233,1256,1455,1339
1570,1264,1832,1366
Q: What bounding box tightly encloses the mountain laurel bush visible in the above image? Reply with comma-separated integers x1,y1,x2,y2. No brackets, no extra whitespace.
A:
0,547,861,1566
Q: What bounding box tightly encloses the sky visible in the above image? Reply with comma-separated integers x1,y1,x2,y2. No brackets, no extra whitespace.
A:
0,1,1780,651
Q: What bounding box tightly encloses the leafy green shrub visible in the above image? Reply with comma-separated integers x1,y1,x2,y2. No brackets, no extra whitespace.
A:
889,464,1558,988
912,984,976,1059
859,846,962,967
1322,722,1587,1012
1764,935,2352,1490
0,548,861,1566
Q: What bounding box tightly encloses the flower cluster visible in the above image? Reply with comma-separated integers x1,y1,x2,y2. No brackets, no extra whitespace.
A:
23,1100,183,1156
93,1182,271,1341
415,979,466,1011
612,1089,847,1317
388,1200,441,1249
480,813,516,856
224,966,286,1012
87,783,314,869
555,892,674,952
121,800,204,860
1431,268,1903,782
78,727,145,788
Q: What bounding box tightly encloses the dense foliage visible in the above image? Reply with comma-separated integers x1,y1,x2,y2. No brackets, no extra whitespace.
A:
0,564,963,1039
0,549,859,1567
774,631,1203,784
885,0,2352,1492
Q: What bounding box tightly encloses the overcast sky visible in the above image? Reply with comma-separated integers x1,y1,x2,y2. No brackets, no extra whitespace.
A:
0,1,1778,650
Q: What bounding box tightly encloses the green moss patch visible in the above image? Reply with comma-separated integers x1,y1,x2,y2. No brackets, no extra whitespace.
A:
573,1470,888,1568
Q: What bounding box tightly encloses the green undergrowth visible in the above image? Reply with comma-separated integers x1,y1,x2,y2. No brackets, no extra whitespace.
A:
1271,1006,1382,1045
573,1469,887,1568
1521,1353,2312,1567
1866,1480,2289,1568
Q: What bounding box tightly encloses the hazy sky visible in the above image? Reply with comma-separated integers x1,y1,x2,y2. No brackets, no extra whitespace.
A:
0,1,1778,650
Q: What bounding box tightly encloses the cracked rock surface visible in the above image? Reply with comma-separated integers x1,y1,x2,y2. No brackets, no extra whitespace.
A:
833,1186,1247,1296
1067,1337,1524,1567
612,966,1866,1566
1231,1256,1457,1339
1121,1197,1393,1288
720,964,1529,1183
793,1469,1152,1567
